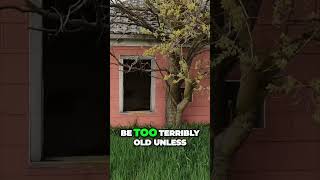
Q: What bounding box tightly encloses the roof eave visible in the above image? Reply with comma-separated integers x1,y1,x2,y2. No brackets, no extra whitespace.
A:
110,33,156,41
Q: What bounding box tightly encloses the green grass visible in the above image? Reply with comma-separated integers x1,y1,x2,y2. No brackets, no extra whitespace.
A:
110,124,210,180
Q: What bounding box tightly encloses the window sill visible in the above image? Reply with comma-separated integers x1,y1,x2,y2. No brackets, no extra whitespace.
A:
120,111,154,115
27,155,108,170
26,156,108,176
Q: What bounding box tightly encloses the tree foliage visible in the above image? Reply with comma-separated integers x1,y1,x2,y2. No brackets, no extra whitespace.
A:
212,0,320,179
0,0,209,126
111,0,210,126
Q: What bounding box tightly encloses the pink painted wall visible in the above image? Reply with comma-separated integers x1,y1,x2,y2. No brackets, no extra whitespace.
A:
110,46,210,128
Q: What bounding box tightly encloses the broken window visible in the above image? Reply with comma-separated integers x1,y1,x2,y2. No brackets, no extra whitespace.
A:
121,58,153,112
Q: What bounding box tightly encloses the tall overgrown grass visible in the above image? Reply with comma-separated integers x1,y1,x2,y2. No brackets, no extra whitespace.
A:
110,124,210,180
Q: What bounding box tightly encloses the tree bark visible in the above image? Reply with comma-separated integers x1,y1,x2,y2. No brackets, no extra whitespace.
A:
175,80,193,125
165,54,194,126
175,98,188,125
212,113,255,180
211,1,264,178
166,79,193,126
166,82,180,126
212,66,267,180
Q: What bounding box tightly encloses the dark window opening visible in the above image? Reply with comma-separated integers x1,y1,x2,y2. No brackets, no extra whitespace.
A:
123,59,152,112
42,0,108,159
224,81,265,128
212,1,225,27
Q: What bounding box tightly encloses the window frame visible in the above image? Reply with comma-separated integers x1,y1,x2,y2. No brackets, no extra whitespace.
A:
28,0,108,163
119,55,156,113
29,3,43,162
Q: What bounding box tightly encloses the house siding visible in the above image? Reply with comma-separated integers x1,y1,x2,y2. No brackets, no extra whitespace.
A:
0,1,108,179
1,0,320,179
110,46,210,128
230,0,320,179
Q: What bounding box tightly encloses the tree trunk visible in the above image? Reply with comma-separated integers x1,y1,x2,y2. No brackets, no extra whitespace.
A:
212,113,255,180
166,79,193,126
165,53,195,126
211,1,264,177
166,82,180,126
212,66,267,180
175,80,193,125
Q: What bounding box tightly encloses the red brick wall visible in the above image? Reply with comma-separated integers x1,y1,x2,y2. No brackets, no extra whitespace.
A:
0,1,108,179
110,46,210,128
230,1,320,179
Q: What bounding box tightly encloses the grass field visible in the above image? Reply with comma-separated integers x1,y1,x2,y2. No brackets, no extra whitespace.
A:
110,125,210,180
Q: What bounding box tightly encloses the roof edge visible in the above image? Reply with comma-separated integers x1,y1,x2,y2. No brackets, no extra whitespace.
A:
110,34,156,41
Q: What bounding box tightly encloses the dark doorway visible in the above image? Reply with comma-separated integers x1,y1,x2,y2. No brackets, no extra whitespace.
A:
123,59,152,112
42,0,108,158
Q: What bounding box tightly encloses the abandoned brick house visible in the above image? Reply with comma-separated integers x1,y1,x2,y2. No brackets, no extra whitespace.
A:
109,5,210,128
110,0,320,179
0,0,320,180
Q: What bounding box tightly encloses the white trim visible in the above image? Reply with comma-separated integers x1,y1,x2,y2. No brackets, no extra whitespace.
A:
110,34,210,48
119,56,155,113
119,57,124,112
110,34,155,40
29,0,43,162
150,58,156,111
111,39,159,47
225,79,266,128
